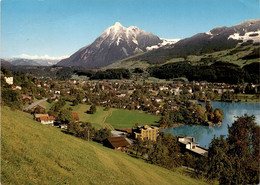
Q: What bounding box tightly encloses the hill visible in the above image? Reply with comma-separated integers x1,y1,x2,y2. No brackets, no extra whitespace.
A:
1,106,207,184
126,19,260,64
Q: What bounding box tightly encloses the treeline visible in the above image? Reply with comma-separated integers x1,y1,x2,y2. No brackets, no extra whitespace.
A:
67,122,111,143
75,68,131,80
159,103,224,128
148,61,260,84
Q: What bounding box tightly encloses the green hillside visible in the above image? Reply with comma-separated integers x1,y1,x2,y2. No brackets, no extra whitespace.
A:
1,106,207,185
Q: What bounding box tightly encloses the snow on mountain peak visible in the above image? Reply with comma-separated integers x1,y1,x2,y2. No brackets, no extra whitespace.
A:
146,38,181,51
114,22,123,27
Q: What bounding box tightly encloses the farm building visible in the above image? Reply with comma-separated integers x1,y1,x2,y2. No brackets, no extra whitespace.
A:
103,137,129,152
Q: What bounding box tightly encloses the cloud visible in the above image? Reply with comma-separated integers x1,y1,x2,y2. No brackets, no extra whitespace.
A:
15,54,69,60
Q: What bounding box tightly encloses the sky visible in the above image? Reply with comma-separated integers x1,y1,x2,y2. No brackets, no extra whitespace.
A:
1,0,259,60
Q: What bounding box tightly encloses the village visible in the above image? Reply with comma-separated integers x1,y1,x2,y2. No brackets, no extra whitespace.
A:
3,72,258,159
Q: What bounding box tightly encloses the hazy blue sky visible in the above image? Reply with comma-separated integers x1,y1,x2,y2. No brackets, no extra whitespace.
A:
1,0,259,59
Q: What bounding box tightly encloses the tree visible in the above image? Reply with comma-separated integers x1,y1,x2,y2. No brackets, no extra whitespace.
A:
207,135,230,180
72,99,79,106
148,133,181,170
57,109,73,124
1,89,23,110
213,108,224,123
193,104,207,124
159,114,171,128
88,105,97,114
206,103,214,114
50,99,66,112
1,66,12,77
207,115,260,184
223,114,259,184
93,128,111,143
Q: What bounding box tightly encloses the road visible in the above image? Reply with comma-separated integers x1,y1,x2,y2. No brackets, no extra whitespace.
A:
23,98,48,111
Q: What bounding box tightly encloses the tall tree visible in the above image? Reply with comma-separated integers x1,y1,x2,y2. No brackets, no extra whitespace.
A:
207,114,260,184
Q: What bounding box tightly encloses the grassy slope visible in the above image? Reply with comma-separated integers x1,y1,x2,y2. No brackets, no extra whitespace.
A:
1,106,207,185
104,44,259,69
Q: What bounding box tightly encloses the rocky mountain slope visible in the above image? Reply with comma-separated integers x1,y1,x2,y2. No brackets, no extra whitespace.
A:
57,22,164,68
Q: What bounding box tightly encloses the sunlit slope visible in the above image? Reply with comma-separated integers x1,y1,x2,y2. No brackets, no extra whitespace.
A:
1,106,207,185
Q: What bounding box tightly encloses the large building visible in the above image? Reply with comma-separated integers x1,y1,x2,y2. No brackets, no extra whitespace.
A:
177,136,208,157
132,125,159,141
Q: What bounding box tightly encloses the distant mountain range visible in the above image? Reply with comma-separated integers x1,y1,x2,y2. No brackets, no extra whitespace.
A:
1,58,59,67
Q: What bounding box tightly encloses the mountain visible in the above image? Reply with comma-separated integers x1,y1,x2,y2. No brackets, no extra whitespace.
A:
57,22,164,69
33,59,59,66
127,19,260,64
10,58,42,66
8,58,59,66
1,59,14,69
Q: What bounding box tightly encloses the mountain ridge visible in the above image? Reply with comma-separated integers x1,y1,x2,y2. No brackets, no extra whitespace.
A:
127,19,260,64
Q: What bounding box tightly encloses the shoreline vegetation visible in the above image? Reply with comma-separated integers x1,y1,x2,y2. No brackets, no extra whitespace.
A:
159,103,224,129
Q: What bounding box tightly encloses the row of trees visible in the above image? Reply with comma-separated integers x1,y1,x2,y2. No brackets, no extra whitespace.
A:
67,122,111,143
148,61,260,84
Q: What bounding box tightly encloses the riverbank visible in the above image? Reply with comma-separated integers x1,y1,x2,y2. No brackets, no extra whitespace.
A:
163,101,260,147
215,94,260,103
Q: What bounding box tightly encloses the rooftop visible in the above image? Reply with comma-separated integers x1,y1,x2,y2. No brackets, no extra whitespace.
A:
107,137,129,147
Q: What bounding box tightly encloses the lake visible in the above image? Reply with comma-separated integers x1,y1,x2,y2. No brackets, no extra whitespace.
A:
162,102,260,148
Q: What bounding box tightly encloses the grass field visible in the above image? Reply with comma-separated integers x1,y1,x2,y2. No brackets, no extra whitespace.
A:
41,101,161,129
1,106,208,185
105,109,160,129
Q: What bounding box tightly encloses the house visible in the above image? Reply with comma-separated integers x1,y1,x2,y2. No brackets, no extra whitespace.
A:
54,90,61,94
60,124,68,129
22,96,32,104
39,115,55,125
103,137,129,151
159,86,168,91
12,85,22,90
177,136,208,157
34,114,54,125
30,104,46,113
34,114,49,121
171,87,181,95
4,77,13,85
132,125,159,141
72,112,79,122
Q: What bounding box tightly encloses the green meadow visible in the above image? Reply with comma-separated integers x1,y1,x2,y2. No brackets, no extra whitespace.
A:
105,109,160,129
1,106,207,185
42,101,160,129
